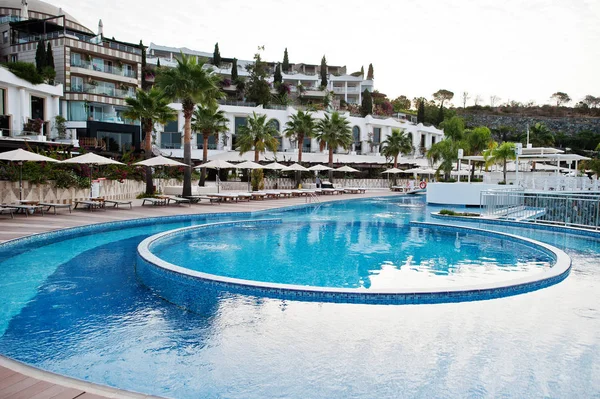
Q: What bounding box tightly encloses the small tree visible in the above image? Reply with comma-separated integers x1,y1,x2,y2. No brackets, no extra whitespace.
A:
484,141,516,183
45,42,54,70
367,63,374,80
274,62,282,85
237,112,280,162
551,92,571,107
282,48,290,73
417,100,425,123
433,89,454,107
461,91,470,108
54,115,67,139
320,55,327,88
380,128,413,168
361,89,372,117
316,112,353,181
213,42,221,67
231,58,238,81
245,51,271,106
35,39,46,73
251,168,265,191
156,58,161,68
360,66,364,76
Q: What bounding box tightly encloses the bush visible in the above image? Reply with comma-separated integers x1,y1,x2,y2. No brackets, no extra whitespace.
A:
251,168,264,191
439,209,480,217
4,62,45,84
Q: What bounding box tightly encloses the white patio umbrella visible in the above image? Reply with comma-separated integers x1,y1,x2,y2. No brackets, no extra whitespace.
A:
61,153,124,198
134,155,188,194
0,148,59,200
262,162,291,171
286,163,310,172
335,165,359,173
382,167,403,174
195,159,237,193
235,160,263,191
308,164,333,171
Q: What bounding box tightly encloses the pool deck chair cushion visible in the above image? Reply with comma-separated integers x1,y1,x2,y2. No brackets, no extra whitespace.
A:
0,206,15,218
74,200,104,211
38,202,72,214
104,199,133,209
142,197,168,206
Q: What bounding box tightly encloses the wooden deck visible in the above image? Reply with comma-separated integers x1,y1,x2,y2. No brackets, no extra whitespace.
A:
0,190,398,398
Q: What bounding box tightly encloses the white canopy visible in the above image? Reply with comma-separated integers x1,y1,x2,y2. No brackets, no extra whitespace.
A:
308,164,333,171
335,165,360,173
382,168,403,174
0,148,59,163
195,159,236,169
134,155,188,167
61,153,123,165
235,160,263,169
286,163,310,171
262,162,291,171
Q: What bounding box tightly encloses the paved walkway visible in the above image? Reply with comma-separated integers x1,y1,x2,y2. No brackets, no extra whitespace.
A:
0,190,399,398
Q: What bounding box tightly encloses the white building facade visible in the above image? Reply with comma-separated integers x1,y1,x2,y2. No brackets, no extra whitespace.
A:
158,103,444,163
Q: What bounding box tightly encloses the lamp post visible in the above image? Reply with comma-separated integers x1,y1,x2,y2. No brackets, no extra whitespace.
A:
515,142,522,187
457,148,464,183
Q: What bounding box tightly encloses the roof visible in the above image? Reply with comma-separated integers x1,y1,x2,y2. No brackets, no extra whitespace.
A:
329,74,364,82
148,42,212,58
1,0,81,25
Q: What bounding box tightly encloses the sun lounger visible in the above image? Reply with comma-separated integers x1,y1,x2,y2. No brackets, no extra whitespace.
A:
391,186,408,192
103,199,133,209
250,192,266,200
8,204,45,216
142,197,168,206
184,195,221,204
166,196,191,206
233,193,251,202
262,190,281,199
208,193,239,202
321,188,341,195
74,200,104,211
0,206,15,218
343,187,367,194
38,202,72,214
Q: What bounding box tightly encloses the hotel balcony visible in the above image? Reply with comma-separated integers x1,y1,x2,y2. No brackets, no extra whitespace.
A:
70,84,135,99
70,60,138,85
332,86,361,94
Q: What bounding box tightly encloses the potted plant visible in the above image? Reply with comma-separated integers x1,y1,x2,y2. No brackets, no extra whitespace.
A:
54,115,67,139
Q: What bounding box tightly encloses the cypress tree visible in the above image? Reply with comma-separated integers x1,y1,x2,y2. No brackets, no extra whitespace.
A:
45,42,54,70
35,39,46,73
320,55,327,88
361,89,373,117
282,48,289,73
360,66,364,76
417,100,425,123
213,42,221,67
156,58,161,67
231,58,238,81
367,63,374,80
437,104,445,126
274,62,282,85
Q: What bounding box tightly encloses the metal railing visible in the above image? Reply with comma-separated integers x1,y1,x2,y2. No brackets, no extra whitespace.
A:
481,188,600,230
71,84,135,99
71,58,137,78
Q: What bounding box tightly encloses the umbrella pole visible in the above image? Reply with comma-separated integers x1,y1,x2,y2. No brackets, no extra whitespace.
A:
19,162,22,201
247,168,250,192
217,168,220,193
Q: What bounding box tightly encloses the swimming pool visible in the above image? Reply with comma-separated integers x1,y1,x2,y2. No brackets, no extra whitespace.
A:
0,196,599,398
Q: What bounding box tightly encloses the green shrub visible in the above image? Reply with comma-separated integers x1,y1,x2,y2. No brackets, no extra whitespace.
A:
4,62,44,84
251,168,264,191
439,209,456,215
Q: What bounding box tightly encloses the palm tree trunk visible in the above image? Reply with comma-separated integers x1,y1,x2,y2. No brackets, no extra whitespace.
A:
503,159,507,183
200,133,209,186
254,149,259,163
182,108,193,197
328,147,334,182
144,126,153,195
393,155,398,168
296,133,304,188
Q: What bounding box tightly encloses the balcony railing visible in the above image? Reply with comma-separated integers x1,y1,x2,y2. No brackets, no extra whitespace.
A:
71,84,135,99
332,87,360,94
71,59,137,78
217,100,257,107
12,30,142,55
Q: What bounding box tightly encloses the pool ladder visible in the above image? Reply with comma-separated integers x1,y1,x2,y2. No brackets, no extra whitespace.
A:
306,192,320,204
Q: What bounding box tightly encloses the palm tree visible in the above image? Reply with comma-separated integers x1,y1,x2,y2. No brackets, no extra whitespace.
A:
427,139,459,181
155,52,222,196
236,112,280,162
464,126,492,180
316,112,353,181
484,141,516,183
284,110,316,186
380,128,413,168
527,122,554,147
192,103,229,186
123,88,177,195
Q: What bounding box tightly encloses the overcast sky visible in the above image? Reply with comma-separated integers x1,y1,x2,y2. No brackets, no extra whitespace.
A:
54,0,600,108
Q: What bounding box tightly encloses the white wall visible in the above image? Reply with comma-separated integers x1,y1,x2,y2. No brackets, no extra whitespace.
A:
0,66,63,135
426,182,505,206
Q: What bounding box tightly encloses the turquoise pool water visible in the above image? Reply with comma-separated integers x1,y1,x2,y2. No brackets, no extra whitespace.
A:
0,196,598,398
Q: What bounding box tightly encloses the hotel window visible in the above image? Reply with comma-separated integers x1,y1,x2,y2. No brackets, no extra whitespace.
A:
353,126,361,153
302,137,311,153
10,54,17,62
71,52,82,67
92,57,104,72
71,76,83,92
196,133,217,150
233,116,247,149
2,31,7,44
68,101,88,121
161,120,180,149
0,88,5,114
373,127,381,144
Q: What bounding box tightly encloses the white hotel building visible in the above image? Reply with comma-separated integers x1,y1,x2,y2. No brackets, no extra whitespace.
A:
147,43,444,164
